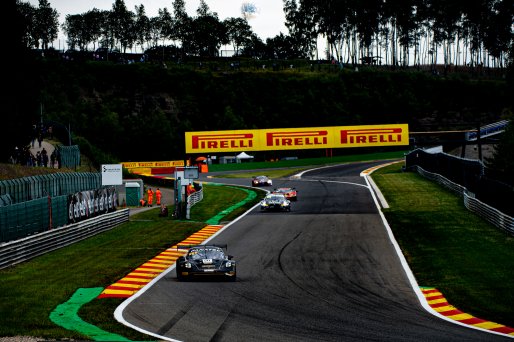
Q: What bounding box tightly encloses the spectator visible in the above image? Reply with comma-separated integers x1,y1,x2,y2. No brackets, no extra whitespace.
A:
31,124,37,147
37,132,43,148
50,151,56,168
36,151,42,166
41,148,48,167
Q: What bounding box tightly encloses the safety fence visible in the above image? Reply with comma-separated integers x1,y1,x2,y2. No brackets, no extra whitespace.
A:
185,187,204,220
413,165,514,235
0,186,119,243
0,195,68,243
0,209,129,270
405,148,513,217
187,187,204,207
0,172,101,204
0,172,122,244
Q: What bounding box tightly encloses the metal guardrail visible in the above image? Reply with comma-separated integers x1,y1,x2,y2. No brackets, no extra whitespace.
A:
415,166,514,235
0,208,129,270
187,188,204,207
186,187,204,220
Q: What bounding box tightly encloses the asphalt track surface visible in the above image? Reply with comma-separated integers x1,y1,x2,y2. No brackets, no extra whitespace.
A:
118,161,509,341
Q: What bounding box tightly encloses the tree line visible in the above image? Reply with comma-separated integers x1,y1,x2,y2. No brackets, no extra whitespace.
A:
17,0,514,66
284,0,513,67
17,0,272,59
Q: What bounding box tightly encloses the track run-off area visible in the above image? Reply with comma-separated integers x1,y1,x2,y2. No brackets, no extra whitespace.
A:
94,161,512,342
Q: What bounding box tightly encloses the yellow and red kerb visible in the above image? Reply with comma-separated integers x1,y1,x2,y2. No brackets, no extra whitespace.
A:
421,287,514,336
98,225,223,298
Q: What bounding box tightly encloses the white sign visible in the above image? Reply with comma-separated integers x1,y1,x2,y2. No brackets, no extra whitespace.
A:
101,164,123,185
175,170,184,181
184,167,199,179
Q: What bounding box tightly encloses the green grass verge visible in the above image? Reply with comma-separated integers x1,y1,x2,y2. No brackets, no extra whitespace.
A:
371,162,514,328
207,150,406,172
0,184,261,340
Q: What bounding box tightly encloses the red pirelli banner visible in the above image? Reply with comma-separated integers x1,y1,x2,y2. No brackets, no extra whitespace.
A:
122,160,185,168
185,124,409,153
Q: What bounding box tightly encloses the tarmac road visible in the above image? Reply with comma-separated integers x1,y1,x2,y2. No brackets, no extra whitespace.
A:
118,161,509,341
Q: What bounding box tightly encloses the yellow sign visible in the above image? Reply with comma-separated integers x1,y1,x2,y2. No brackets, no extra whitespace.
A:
185,124,409,153
122,160,185,169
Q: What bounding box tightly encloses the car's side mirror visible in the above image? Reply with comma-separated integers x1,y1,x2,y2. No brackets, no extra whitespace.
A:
228,255,233,260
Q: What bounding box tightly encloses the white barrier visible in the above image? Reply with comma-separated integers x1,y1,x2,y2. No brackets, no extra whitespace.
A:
415,166,514,235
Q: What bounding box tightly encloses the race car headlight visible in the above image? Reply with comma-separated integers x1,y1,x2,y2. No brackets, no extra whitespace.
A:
261,202,268,206
184,262,192,268
225,261,233,268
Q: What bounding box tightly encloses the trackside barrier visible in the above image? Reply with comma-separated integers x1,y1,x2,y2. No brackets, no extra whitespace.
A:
414,166,514,235
0,209,129,270
0,172,101,204
405,148,513,216
0,195,68,243
186,187,204,220
187,187,204,207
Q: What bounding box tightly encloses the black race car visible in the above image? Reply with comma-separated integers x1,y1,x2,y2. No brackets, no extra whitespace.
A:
251,175,273,187
176,244,236,281
260,193,291,212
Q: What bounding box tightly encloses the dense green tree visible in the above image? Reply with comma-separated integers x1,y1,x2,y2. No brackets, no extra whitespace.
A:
16,0,37,49
284,0,318,58
110,0,135,53
34,0,59,50
62,14,86,50
134,5,151,51
172,0,191,55
239,33,267,58
224,17,253,55
157,8,174,47
265,33,304,59
190,2,227,57
3,0,40,161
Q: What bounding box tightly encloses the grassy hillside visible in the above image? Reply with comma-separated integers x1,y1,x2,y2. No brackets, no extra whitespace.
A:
11,59,509,168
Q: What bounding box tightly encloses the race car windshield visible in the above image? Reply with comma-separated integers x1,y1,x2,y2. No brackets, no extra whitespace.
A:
267,195,284,201
188,248,225,260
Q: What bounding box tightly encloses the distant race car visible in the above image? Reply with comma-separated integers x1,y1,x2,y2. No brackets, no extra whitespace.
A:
260,193,291,212
252,175,273,187
273,187,298,201
176,244,236,281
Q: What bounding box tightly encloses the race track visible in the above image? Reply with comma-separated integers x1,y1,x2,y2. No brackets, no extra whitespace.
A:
118,161,508,341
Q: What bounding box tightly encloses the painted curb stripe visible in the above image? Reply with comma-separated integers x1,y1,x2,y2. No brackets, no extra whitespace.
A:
98,225,223,298
421,287,514,336
50,287,130,341
205,185,257,225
